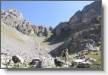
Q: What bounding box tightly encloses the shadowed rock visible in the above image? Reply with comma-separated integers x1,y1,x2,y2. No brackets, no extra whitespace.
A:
12,56,21,63
29,59,42,68
54,58,64,67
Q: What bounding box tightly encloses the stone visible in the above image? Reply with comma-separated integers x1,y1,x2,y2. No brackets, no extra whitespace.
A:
12,55,23,64
41,55,55,68
29,59,42,68
54,58,64,67
77,63,90,68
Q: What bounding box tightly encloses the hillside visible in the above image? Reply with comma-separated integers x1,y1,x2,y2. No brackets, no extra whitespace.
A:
1,22,39,61
1,1,102,69
50,1,102,56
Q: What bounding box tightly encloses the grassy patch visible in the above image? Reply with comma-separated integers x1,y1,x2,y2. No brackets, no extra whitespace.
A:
86,50,102,69
6,62,31,68
1,23,25,43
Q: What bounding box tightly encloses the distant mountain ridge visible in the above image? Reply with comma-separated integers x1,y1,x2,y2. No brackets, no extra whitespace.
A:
1,8,52,37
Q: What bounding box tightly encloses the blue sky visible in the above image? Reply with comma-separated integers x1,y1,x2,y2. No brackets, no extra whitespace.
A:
1,1,94,27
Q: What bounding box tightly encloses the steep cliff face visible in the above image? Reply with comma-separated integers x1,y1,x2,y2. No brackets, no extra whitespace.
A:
1,8,52,36
54,1,101,37
51,1,102,56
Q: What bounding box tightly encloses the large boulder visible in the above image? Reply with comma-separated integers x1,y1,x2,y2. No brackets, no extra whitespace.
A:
29,59,42,68
41,55,55,68
77,63,90,68
54,58,64,67
11,55,24,64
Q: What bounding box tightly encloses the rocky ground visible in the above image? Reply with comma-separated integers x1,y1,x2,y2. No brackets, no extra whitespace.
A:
1,22,63,68
1,1,102,69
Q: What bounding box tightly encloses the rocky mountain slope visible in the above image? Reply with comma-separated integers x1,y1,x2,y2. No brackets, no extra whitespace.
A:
1,1,102,69
1,22,39,61
50,1,102,56
1,8,62,68
1,8,52,36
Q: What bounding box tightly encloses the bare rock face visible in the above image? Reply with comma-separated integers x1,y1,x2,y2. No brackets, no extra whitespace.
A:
51,1,102,56
1,8,23,27
69,10,82,24
54,1,101,36
1,8,23,20
1,8,52,36
16,20,33,35
54,22,70,37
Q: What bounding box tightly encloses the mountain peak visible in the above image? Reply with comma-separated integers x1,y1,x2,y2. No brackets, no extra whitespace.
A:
2,8,23,20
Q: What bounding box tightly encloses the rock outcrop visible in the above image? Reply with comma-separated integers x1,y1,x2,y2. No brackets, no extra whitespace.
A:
1,8,52,36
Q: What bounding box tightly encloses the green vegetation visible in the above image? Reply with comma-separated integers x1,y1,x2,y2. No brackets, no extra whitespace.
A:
30,31,53,49
77,50,102,69
6,62,31,68
59,47,102,69
86,50,102,69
